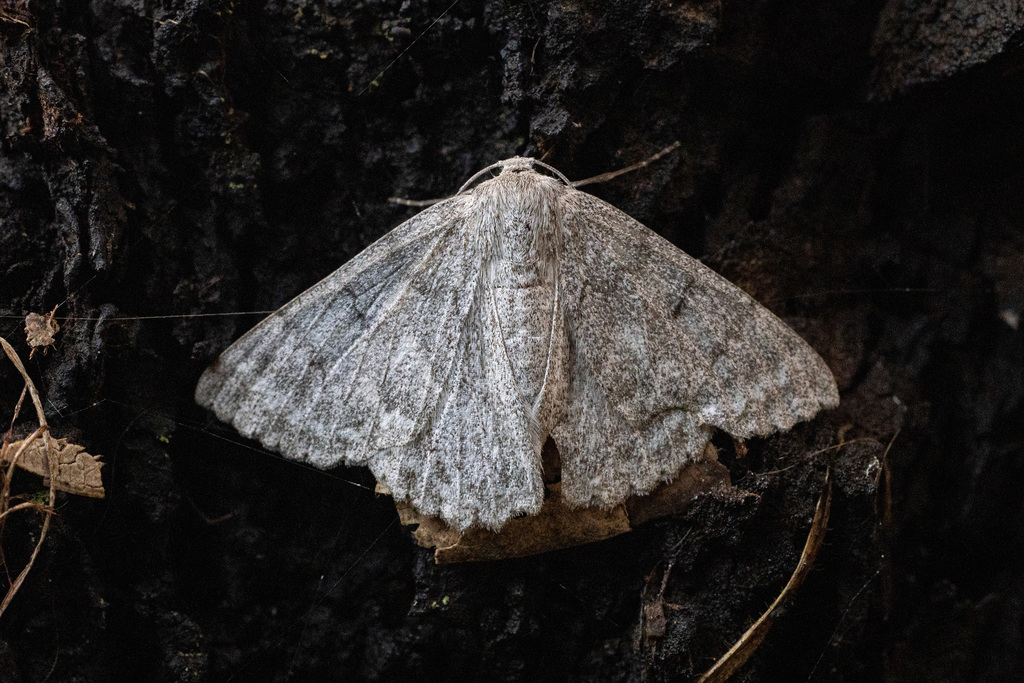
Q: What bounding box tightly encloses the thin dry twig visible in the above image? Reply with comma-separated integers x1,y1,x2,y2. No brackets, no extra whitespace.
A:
0,501,48,522
0,8,32,29
570,141,681,188
0,336,57,618
755,437,876,477
696,468,833,683
1,425,45,512
388,194,446,207
875,429,899,623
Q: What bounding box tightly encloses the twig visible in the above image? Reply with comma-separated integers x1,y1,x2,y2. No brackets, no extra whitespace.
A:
0,501,51,523
388,196,446,207
1,426,45,514
697,468,833,682
0,336,57,618
570,141,681,188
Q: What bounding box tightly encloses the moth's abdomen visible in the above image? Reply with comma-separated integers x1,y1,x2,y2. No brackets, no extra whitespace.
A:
470,169,568,429
490,284,557,416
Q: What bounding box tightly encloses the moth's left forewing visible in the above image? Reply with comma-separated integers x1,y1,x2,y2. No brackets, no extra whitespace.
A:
553,190,839,509
194,197,470,451
197,192,544,531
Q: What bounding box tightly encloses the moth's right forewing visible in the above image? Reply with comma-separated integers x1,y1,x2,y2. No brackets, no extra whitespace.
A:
553,191,839,509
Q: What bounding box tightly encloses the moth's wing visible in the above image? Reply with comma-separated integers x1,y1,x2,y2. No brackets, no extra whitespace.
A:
552,192,839,508
368,288,545,530
195,198,464,435
196,196,542,531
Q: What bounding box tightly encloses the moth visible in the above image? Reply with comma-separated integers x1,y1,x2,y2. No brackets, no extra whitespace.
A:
196,156,839,532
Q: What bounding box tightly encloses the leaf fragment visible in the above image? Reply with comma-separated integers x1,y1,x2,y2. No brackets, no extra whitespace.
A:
24,306,60,358
2,437,105,499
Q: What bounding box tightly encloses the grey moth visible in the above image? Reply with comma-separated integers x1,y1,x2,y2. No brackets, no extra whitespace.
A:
196,156,839,532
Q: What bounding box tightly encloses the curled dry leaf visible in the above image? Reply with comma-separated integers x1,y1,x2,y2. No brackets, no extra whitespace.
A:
24,306,60,358
384,443,734,563
2,437,105,499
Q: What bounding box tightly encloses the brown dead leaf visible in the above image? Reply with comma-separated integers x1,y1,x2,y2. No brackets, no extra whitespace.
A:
390,443,734,564
398,482,631,563
625,451,734,527
24,306,60,358
2,437,105,499
640,559,685,645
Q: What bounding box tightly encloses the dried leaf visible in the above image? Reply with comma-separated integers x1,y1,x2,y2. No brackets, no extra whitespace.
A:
2,437,105,499
393,444,733,563
24,306,60,358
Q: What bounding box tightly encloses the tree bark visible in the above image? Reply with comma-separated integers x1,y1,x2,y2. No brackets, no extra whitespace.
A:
1,1,1022,680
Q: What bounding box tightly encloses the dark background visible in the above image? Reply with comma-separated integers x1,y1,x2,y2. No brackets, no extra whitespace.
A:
1,0,1022,680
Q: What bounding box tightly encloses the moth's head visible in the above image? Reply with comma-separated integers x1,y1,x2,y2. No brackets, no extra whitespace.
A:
497,157,572,190
498,157,536,174
457,157,571,195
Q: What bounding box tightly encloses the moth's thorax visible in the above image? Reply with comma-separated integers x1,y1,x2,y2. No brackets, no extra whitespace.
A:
470,168,567,424
471,169,564,278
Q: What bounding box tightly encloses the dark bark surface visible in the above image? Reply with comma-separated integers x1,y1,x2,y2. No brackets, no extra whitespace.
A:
1,1,1022,681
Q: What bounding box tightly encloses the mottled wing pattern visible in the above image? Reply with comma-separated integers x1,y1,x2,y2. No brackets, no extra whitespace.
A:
553,192,839,508
196,196,542,530
370,288,544,529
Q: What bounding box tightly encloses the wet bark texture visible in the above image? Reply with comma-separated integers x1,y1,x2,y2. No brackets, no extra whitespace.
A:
1,1,1022,681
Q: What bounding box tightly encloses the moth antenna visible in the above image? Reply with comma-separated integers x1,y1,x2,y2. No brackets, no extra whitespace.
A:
389,161,509,206
456,158,573,195
392,158,574,206
529,160,572,187
457,160,508,194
